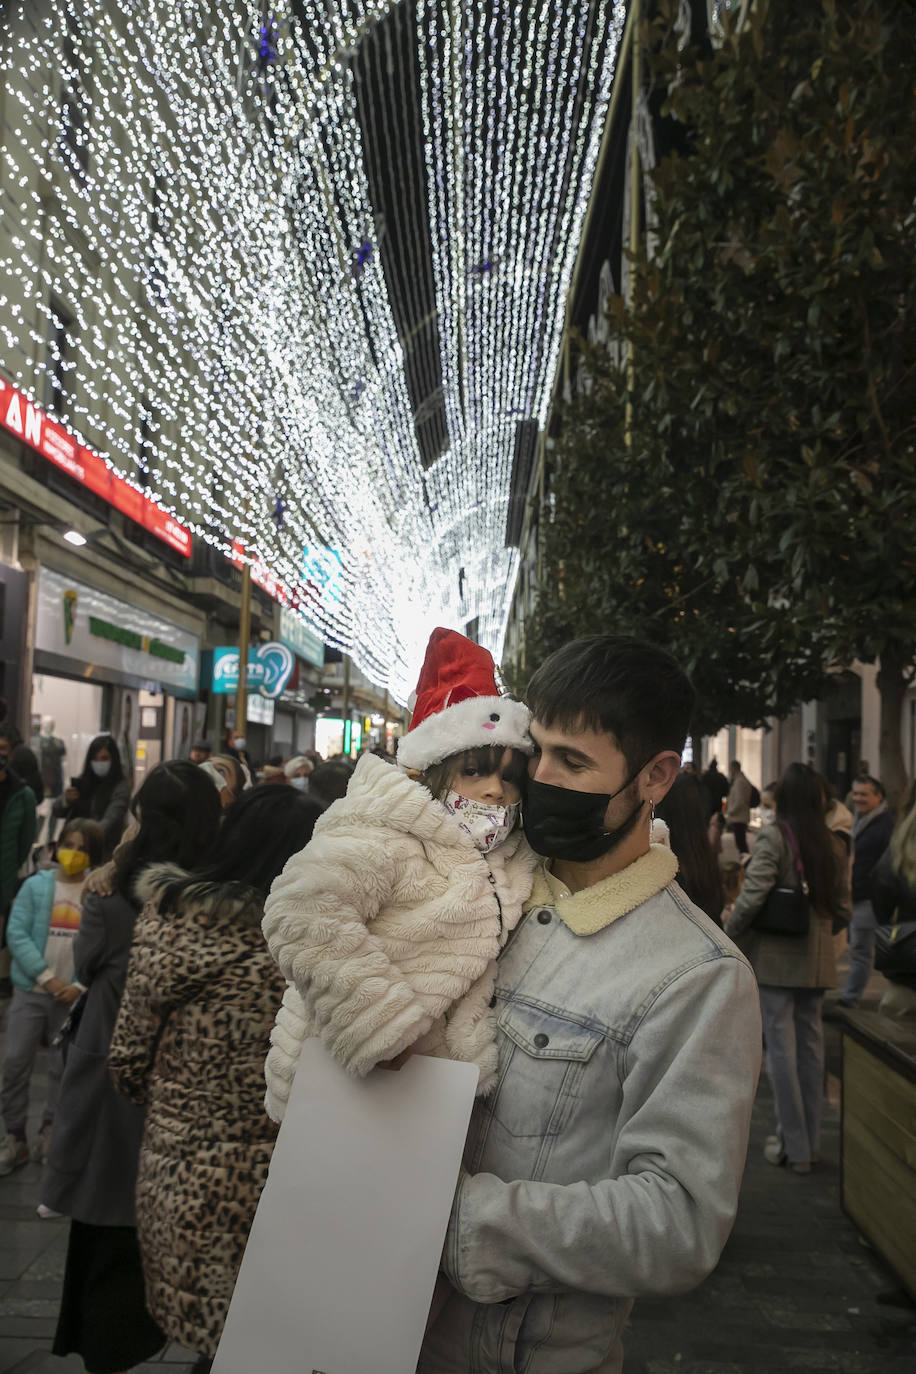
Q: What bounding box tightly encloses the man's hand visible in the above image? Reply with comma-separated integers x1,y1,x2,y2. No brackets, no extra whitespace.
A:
55,983,82,1006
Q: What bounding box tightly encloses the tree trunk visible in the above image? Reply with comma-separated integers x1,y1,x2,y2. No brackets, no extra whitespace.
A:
876,643,911,814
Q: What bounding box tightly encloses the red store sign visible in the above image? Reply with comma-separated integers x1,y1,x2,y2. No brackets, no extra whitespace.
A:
0,377,192,558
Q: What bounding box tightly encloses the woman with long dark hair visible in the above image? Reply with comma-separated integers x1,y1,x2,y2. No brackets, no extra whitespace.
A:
655,771,724,923
109,785,324,1372
53,733,131,857
725,763,849,1174
43,761,222,1374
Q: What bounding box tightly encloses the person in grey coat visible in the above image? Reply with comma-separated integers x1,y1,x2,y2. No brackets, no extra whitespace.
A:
44,761,221,1374
726,764,850,1174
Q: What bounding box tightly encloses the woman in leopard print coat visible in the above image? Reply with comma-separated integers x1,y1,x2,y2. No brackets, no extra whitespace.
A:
109,786,322,1362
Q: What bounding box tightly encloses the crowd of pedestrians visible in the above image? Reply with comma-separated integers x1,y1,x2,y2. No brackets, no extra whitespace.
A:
0,641,912,1374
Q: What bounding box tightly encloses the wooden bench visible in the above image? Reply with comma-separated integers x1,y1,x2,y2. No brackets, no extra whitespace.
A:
839,1010,916,1300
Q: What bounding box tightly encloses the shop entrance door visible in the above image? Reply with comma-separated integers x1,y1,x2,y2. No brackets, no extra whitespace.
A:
134,690,164,787
31,673,104,791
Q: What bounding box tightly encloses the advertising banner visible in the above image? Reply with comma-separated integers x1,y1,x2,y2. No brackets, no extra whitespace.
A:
36,567,200,693
210,643,295,699
0,378,192,557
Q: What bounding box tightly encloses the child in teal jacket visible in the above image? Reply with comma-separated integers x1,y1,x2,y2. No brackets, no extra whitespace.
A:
0,819,104,1175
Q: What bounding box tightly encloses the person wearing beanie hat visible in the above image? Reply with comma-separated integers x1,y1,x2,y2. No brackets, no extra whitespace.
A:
261,628,538,1122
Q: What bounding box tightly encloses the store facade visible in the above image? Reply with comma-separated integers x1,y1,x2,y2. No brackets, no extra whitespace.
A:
32,565,202,795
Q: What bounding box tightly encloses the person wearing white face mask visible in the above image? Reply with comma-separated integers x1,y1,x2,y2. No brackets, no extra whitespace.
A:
757,783,778,829
52,734,131,859
261,628,538,1123
283,755,313,791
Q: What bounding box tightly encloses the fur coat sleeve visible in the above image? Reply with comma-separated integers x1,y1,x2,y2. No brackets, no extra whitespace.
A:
261,754,538,1120
261,810,439,1082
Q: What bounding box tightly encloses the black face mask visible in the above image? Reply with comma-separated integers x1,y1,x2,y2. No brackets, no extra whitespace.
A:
523,766,648,864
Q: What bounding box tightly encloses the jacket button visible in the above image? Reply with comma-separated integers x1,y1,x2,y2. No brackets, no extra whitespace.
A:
537,910,552,924
489,995,497,1008
533,1033,549,1049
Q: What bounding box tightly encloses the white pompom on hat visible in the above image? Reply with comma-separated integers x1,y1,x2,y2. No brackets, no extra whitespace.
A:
396,627,533,774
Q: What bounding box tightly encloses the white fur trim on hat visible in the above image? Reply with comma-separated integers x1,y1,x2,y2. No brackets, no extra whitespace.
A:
397,695,533,774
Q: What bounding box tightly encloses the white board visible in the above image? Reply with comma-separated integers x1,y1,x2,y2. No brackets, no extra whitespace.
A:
212,1041,479,1374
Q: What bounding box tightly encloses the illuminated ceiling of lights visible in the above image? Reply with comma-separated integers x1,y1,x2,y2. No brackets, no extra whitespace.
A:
3,0,627,698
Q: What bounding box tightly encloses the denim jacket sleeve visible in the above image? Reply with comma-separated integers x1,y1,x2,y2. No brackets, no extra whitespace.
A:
442,953,761,1301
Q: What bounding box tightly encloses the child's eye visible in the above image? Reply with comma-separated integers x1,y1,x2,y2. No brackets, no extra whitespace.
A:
462,767,479,777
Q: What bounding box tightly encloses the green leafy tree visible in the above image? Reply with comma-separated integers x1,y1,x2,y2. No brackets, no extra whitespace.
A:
529,333,833,736
532,0,916,793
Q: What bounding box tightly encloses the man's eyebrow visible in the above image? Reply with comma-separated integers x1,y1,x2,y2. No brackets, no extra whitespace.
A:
530,730,597,767
552,744,598,765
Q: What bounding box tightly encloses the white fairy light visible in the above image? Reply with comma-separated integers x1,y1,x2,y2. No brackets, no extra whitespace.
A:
0,0,625,698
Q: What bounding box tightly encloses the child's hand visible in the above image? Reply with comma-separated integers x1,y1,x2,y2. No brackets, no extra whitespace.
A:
377,1046,415,1071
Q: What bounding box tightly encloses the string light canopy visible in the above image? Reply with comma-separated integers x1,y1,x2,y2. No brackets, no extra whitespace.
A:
1,0,626,700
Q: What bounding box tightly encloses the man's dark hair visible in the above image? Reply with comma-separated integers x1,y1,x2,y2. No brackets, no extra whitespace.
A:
526,636,695,773
854,773,884,796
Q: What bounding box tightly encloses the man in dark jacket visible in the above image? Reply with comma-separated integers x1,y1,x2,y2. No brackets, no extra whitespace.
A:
0,727,38,997
701,758,729,820
840,774,895,1007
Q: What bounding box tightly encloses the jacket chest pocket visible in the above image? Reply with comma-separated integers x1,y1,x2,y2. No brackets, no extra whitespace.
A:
489,1001,603,1140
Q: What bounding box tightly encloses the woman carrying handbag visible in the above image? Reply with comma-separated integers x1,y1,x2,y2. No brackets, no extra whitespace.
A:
724,763,849,1174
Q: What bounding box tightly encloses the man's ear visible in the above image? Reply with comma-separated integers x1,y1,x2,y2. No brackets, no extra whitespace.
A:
643,751,682,804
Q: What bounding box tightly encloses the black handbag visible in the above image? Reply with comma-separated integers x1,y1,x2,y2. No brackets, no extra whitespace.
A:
753,824,810,937
874,911,916,979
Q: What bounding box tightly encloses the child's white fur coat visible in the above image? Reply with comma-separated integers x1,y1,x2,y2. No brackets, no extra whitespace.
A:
262,752,537,1120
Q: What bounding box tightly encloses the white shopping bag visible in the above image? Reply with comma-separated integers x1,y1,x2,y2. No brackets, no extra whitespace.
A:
212,1040,478,1374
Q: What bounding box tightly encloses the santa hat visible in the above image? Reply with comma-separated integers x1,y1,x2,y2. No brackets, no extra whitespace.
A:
396,628,532,774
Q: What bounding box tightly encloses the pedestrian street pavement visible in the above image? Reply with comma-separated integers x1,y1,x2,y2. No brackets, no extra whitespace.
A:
1,990,914,1374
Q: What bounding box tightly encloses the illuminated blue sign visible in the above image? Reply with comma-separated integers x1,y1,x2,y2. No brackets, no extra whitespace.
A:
211,642,295,698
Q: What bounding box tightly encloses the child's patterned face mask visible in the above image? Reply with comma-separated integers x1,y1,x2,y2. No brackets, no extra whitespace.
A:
444,791,520,853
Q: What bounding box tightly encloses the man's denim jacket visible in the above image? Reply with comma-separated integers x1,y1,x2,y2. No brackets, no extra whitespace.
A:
422,845,762,1374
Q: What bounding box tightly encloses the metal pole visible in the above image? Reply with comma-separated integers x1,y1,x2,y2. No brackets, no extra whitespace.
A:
236,561,252,734
342,653,351,754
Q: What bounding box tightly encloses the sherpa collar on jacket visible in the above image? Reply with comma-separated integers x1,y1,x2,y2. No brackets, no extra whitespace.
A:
524,843,679,936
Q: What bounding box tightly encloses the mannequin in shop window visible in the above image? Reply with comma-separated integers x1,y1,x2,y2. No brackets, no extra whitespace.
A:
31,717,67,801
53,735,131,859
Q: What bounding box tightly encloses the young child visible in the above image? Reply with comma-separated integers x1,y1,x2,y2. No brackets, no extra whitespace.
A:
0,819,104,1173
262,628,537,1120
